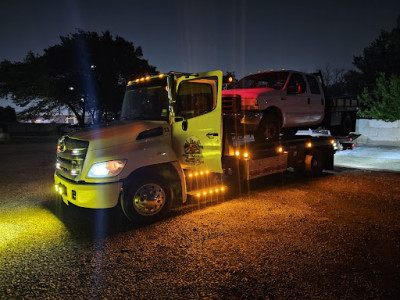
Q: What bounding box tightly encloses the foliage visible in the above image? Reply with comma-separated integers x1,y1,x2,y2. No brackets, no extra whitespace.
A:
0,30,157,124
346,16,400,95
0,106,17,122
358,73,400,122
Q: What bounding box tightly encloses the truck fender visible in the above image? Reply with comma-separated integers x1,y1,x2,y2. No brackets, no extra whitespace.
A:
122,161,187,205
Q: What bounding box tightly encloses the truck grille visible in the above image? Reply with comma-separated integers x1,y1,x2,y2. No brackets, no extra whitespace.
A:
222,96,241,114
56,136,89,181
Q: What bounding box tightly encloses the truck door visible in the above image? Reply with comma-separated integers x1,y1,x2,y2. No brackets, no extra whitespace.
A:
306,75,325,124
171,71,223,173
284,72,309,126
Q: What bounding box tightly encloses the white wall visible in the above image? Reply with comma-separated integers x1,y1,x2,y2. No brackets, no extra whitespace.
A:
356,119,400,146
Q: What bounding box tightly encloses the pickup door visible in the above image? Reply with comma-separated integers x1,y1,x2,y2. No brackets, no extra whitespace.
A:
306,74,325,124
171,71,223,173
284,72,310,127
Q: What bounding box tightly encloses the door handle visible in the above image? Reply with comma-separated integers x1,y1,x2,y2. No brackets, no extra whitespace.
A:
206,132,218,138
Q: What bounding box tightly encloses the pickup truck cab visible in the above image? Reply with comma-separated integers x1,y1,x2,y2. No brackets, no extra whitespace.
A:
221,70,325,141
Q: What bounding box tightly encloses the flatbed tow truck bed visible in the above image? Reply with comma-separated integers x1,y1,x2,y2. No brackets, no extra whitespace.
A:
222,132,337,183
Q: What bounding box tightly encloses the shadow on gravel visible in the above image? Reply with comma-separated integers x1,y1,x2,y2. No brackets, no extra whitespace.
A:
42,200,143,242
41,170,337,242
168,170,335,219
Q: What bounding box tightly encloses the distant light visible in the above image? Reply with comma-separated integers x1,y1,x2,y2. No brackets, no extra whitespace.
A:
69,87,74,91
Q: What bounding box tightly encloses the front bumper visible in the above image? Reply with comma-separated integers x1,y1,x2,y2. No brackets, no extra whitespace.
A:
54,173,123,209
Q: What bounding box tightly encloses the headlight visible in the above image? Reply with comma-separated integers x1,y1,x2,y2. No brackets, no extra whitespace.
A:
87,160,127,178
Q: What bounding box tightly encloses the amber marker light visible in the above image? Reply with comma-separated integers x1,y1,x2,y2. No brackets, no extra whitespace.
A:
243,152,249,158
235,150,240,157
277,146,283,153
306,142,312,148
330,139,335,145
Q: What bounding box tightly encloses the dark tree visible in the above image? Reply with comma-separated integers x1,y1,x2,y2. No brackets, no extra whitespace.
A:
0,106,17,122
317,64,347,97
346,16,400,95
0,30,157,125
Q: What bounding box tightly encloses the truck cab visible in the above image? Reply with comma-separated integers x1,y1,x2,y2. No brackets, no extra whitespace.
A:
221,70,325,141
54,71,224,223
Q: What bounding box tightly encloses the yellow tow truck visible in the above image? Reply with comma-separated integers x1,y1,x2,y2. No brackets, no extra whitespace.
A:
54,70,336,223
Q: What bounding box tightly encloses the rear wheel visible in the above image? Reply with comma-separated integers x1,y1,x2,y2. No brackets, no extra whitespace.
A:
254,113,280,142
305,149,324,176
121,175,173,224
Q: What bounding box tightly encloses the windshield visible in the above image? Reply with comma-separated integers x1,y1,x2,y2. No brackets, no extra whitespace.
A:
237,71,289,90
120,78,169,121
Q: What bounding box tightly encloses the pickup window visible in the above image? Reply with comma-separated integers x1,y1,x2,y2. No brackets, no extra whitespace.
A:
287,73,307,94
306,75,321,94
237,72,288,90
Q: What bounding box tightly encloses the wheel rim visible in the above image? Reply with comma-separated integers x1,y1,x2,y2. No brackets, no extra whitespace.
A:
263,122,278,139
133,183,166,216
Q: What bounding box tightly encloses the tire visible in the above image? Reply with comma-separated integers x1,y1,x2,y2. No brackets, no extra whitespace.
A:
254,113,280,142
305,149,324,176
121,175,173,224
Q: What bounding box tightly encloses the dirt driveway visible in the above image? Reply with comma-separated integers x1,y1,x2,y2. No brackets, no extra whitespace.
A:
0,142,400,299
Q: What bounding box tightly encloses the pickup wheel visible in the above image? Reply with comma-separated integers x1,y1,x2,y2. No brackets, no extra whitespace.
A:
305,149,324,176
121,175,173,224
255,114,280,142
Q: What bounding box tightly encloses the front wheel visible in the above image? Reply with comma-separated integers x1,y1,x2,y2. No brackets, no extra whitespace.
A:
121,175,173,224
254,114,280,142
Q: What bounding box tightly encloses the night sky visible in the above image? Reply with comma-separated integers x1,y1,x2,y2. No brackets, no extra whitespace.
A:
1,0,399,109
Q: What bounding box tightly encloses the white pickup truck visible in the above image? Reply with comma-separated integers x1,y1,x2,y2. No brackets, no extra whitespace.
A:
221,70,358,141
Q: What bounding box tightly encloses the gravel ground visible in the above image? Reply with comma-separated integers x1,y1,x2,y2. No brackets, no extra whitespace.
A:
1,142,400,299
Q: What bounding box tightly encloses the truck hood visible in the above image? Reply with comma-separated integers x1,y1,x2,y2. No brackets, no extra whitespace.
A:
70,121,169,150
222,87,276,98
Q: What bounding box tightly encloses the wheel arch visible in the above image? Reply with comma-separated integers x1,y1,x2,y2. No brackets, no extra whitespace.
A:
261,106,283,127
122,162,185,205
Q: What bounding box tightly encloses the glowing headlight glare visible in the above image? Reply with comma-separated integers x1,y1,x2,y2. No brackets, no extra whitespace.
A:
88,160,127,178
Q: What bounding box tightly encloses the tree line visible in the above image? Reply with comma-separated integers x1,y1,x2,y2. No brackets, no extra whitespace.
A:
1,17,400,124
